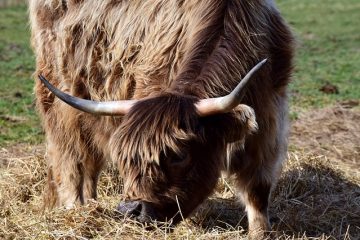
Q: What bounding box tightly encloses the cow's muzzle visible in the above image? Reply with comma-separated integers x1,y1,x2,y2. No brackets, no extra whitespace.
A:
116,200,157,223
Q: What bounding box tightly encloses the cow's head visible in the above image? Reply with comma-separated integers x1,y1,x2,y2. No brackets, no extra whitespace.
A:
39,59,266,224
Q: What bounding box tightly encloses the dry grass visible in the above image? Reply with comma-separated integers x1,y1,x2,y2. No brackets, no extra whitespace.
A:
1,105,359,239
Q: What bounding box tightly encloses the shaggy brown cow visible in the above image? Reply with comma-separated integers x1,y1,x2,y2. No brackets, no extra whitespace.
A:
29,0,294,238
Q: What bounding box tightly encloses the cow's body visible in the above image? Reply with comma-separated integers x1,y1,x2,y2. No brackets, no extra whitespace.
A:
29,0,294,238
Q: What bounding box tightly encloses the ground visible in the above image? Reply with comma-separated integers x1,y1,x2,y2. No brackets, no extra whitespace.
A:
0,1,359,239
1,105,359,239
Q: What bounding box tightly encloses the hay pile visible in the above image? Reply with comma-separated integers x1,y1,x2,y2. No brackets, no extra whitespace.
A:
1,106,359,239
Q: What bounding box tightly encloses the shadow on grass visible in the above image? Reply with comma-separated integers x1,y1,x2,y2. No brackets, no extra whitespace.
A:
194,161,360,239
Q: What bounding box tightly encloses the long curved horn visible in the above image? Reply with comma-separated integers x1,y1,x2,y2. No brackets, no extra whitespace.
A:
195,59,267,117
38,75,137,116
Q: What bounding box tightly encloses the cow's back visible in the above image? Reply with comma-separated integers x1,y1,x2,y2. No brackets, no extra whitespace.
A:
30,1,228,104
30,0,289,101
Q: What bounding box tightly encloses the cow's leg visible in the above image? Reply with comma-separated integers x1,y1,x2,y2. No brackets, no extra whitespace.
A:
45,135,105,208
229,101,288,239
81,152,104,203
235,170,273,239
45,138,84,208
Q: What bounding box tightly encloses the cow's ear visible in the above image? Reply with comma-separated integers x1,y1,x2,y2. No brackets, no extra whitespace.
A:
200,104,257,143
225,105,258,143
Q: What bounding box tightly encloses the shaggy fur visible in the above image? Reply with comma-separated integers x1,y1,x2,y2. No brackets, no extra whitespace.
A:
29,0,294,238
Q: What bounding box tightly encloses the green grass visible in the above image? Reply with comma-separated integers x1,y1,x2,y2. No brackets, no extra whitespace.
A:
0,5,42,146
0,1,359,146
278,0,360,108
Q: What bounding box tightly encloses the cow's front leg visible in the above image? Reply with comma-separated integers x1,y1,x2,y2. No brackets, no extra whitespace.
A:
238,178,272,239
229,118,287,238
81,152,105,203
228,148,274,239
45,139,83,208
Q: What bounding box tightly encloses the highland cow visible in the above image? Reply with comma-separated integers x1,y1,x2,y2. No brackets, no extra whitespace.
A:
29,0,294,238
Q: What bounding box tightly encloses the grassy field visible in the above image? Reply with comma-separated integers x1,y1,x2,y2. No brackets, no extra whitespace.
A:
281,0,360,108
0,4,42,146
0,1,359,239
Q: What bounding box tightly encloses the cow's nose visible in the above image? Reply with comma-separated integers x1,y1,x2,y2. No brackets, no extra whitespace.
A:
116,200,157,223
117,200,142,217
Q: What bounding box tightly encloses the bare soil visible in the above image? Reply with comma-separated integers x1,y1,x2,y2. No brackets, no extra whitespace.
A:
290,105,360,175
